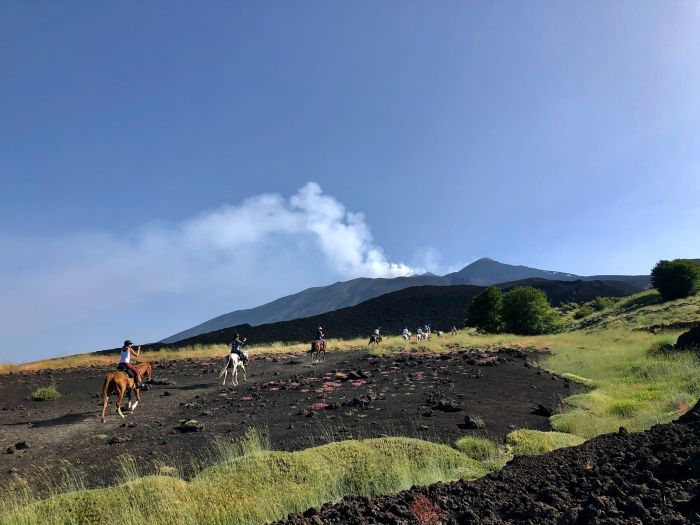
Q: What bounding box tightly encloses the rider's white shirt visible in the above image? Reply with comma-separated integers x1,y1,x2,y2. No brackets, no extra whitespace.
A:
120,349,130,364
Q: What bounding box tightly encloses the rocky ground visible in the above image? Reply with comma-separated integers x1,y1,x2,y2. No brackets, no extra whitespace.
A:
0,347,575,490
278,403,700,524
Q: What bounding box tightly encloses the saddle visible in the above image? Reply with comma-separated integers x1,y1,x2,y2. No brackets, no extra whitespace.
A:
116,364,135,379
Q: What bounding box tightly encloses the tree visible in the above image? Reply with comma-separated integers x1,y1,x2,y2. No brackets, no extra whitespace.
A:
501,286,560,335
467,287,503,333
651,259,700,300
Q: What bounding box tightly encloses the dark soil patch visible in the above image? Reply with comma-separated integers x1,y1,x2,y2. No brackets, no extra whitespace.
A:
277,404,700,525
0,349,579,491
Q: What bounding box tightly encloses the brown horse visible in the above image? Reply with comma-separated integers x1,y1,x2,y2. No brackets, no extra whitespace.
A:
310,340,326,362
100,363,152,423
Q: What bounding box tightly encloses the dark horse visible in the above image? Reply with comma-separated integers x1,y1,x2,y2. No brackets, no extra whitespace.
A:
368,334,382,346
310,340,326,362
101,362,152,423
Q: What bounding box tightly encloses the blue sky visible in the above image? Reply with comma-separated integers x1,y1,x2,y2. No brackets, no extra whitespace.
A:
2,2,699,361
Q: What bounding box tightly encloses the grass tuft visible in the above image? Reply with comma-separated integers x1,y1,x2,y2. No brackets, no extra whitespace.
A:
29,386,60,401
0,437,489,525
505,429,585,456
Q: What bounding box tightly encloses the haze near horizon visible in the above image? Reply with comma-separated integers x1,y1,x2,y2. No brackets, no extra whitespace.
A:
2,2,700,361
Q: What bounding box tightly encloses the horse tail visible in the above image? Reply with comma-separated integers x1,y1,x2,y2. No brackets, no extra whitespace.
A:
102,374,111,398
219,355,232,378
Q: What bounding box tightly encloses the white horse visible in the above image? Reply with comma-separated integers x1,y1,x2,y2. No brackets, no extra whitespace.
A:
437,331,445,338
417,332,430,341
402,331,412,341
219,351,248,386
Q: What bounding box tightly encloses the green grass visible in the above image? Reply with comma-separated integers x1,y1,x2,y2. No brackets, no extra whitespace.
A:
568,289,700,331
505,429,585,456
4,289,700,524
29,386,60,401
1,436,490,525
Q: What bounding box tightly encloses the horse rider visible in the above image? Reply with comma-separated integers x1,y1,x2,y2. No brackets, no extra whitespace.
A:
402,326,409,338
230,333,248,363
315,326,325,342
417,327,424,337
425,324,431,334
119,340,143,388
451,325,458,335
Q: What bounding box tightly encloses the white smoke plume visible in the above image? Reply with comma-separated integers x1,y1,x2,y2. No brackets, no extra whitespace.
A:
0,183,415,359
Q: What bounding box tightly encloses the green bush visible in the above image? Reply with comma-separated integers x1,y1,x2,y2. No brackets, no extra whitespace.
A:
501,287,561,335
573,306,594,319
466,286,503,333
651,259,700,300
30,385,60,401
591,296,616,311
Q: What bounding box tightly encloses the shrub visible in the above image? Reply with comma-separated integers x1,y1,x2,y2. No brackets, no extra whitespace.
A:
591,296,616,311
573,306,594,319
466,287,503,333
30,385,60,401
501,287,561,335
651,259,700,300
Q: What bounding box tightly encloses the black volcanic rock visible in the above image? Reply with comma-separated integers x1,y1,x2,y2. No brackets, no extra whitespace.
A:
676,326,700,351
277,402,700,525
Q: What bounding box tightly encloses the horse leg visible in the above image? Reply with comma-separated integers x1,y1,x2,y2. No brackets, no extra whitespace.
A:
241,363,247,383
101,377,110,423
131,388,140,412
116,387,125,418
101,394,109,423
127,390,132,411
222,368,228,386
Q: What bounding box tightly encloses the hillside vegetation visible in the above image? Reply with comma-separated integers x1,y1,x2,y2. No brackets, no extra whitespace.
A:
1,435,492,525
2,290,699,525
569,289,700,331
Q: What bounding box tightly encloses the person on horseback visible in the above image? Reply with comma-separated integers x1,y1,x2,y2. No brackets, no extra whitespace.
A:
230,333,248,363
402,326,409,338
119,340,143,389
315,326,325,342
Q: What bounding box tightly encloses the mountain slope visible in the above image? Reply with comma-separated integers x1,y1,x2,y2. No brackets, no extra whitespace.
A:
160,279,638,349
161,257,654,343
161,274,447,343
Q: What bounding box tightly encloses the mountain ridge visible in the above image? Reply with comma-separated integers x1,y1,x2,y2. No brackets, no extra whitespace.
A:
154,278,639,350
160,257,658,343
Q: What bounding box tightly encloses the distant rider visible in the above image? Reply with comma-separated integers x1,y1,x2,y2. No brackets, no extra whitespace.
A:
230,333,248,363
402,326,409,338
119,340,143,388
315,326,325,342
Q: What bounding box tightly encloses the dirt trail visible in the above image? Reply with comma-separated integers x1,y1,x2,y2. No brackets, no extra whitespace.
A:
1,348,577,490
